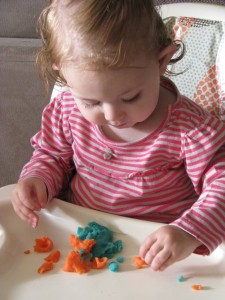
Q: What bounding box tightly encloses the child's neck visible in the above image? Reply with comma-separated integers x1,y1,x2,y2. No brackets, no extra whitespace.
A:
100,86,176,143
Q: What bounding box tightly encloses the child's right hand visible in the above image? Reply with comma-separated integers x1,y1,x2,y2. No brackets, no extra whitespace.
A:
11,178,48,228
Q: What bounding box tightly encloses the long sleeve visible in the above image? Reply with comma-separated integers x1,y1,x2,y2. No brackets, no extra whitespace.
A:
172,115,225,254
20,94,75,200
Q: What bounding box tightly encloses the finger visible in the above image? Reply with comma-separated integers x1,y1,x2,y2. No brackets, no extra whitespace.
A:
19,206,39,224
14,204,39,228
12,191,39,227
151,248,171,271
144,242,164,266
139,235,157,259
158,255,176,271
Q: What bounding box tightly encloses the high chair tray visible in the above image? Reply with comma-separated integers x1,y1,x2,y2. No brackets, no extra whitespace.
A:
0,185,225,300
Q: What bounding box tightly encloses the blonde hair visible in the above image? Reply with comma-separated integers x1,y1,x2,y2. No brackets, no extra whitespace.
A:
36,0,182,89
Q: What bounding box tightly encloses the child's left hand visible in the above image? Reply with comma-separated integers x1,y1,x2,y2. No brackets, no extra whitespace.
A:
139,225,202,271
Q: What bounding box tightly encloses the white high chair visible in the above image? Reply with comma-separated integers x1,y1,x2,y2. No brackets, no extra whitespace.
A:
158,1,225,21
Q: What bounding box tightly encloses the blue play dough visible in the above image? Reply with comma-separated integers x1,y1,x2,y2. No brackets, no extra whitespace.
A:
116,256,124,263
108,262,119,272
78,249,85,255
177,275,185,282
77,222,123,259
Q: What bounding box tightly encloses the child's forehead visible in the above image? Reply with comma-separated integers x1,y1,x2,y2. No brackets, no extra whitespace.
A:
62,62,152,98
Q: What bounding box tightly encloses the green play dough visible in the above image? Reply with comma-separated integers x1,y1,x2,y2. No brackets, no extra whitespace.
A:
77,222,123,259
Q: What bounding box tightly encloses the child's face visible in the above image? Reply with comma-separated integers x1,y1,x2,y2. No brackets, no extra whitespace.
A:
61,52,169,129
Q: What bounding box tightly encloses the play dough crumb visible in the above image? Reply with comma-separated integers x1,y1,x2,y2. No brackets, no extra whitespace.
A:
92,257,108,269
117,256,124,263
177,275,185,282
132,256,148,269
34,236,53,253
24,250,31,254
78,249,85,255
108,262,119,272
44,250,61,263
38,261,54,274
191,285,203,291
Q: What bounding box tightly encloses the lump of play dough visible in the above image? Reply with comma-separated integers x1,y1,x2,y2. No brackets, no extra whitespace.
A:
177,275,185,282
108,261,119,272
116,256,124,263
77,222,123,259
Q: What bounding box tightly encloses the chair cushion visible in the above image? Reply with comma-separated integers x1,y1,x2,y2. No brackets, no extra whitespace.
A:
165,16,225,120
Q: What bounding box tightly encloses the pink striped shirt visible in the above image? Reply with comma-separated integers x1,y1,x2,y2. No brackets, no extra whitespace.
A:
20,79,225,255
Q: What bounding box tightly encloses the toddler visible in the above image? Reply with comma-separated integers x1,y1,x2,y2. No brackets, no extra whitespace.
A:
11,0,225,271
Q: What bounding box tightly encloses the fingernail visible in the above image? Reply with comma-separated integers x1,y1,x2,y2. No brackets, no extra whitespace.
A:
31,220,37,228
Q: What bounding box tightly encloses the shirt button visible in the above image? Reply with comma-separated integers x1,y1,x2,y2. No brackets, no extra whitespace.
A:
103,151,112,160
103,148,113,160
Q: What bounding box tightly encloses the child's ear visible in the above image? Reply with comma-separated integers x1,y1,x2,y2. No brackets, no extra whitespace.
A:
158,44,177,75
52,63,59,70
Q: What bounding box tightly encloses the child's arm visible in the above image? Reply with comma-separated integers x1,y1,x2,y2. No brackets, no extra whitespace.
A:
11,177,47,228
19,94,75,201
172,125,225,256
12,94,75,226
140,116,225,271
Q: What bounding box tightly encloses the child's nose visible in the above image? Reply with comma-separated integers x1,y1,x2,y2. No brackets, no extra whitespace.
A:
103,104,124,122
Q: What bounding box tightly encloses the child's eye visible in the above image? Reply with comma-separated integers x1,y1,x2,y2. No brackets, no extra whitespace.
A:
83,102,100,108
122,93,140,103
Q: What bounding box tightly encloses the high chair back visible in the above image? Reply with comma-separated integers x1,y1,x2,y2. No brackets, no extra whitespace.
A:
156,0,225,120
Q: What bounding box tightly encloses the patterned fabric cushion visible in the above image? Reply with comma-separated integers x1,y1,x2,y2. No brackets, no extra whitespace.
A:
155,0,225,5
165,17,225,120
